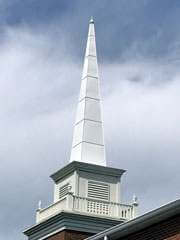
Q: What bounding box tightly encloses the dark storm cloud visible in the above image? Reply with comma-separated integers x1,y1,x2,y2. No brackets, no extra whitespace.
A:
0,1,180,240
1,0,180,61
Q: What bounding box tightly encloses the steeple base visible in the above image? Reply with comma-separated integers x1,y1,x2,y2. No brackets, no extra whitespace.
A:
24,211,123,240
35,161,136,223
24,161,137,239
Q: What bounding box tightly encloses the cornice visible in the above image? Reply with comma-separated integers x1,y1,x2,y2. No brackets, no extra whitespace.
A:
50,161,126,183
23,211,123,240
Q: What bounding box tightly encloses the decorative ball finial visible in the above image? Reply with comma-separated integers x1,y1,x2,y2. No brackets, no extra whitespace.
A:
38,200,42,210
133,194,138,205
89,16,94,24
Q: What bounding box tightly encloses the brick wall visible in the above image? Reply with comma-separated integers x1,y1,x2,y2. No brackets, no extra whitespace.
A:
45,215,180,240
120,214,180,240
46,230,93,240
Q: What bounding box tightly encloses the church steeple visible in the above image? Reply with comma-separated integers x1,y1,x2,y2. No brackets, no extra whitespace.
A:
70,18,106,166
24,19,137,240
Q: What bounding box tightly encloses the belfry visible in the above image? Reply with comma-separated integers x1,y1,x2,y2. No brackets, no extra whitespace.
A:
24,18,138,240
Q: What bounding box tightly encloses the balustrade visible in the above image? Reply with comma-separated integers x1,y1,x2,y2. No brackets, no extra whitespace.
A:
36,194,134,223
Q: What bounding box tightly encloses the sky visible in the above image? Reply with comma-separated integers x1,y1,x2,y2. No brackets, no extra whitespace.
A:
0,0,180,239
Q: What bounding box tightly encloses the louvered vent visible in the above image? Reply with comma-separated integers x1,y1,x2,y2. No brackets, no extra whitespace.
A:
59,183,69,199
88,181,109,201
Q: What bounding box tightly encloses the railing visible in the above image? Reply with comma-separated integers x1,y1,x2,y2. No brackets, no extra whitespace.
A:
73,196,134,220
36,193,136,223
36,197,67,223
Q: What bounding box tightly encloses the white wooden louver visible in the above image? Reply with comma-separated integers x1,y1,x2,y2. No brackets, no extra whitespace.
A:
59,183,69,199
88,181,109,201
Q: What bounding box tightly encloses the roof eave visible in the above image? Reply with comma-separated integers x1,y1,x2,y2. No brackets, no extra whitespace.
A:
86,199,180,240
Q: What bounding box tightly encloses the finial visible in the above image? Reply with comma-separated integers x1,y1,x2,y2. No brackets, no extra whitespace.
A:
89,16,94,24
132,195,138,205
38,200,42,210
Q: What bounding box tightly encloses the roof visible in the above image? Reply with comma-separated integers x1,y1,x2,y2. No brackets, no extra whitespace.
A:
86,199,180,240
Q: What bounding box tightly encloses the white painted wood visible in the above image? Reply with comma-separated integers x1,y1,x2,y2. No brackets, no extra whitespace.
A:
36,194,134,223
70,18,106,166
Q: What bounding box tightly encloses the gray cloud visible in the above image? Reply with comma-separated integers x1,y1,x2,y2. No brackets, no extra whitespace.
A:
0,25,79,240
0,4,180,239
1,0,180,61
102,62,180,213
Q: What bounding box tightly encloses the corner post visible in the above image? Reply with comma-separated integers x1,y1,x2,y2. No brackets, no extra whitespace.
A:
66,192,74,211
36,200,42,223
36,209,41,223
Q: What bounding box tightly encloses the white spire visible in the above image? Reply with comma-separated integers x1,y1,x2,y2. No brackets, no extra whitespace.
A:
70,18,106,166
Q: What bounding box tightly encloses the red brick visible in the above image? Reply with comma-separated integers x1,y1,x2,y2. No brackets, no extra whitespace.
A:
119,214,180,240
45,230,93,240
